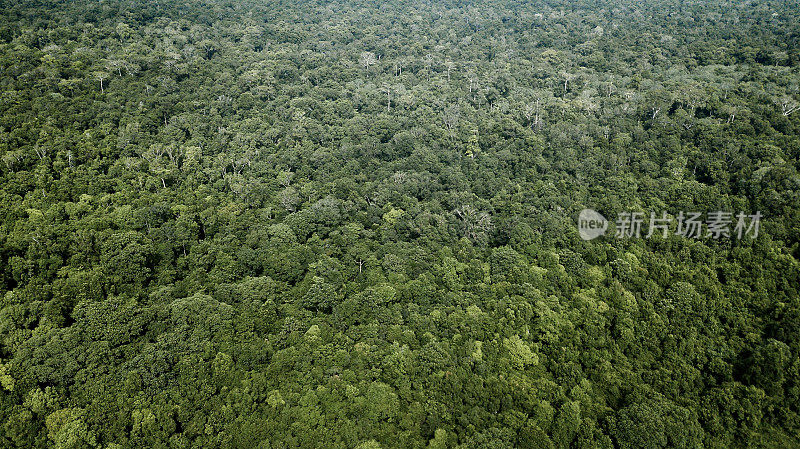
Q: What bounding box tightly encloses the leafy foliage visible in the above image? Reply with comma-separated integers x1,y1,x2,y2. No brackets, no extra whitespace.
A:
1,0,799,447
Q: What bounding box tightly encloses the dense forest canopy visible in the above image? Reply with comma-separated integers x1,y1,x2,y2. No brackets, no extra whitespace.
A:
1,0,799,447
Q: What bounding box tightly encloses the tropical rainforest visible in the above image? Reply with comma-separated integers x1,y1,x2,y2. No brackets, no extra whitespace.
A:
1,0,799,447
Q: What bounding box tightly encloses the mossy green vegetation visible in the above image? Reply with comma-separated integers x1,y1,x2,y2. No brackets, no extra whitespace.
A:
1,0,799,447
